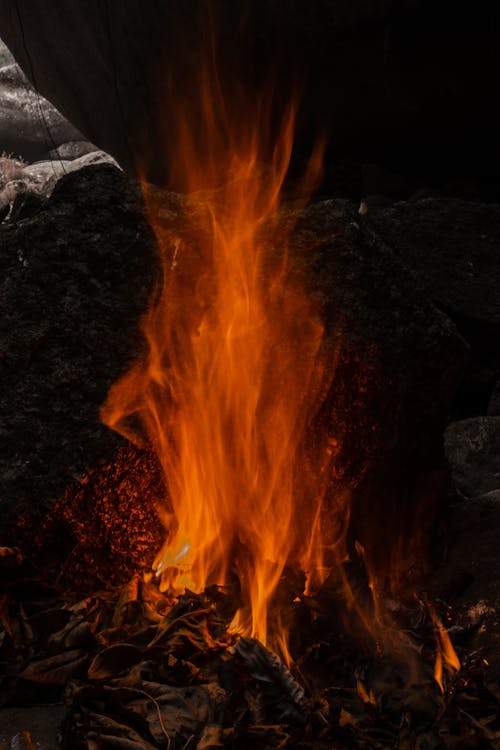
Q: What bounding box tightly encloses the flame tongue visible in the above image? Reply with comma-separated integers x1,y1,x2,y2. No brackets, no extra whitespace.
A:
101,67,330,650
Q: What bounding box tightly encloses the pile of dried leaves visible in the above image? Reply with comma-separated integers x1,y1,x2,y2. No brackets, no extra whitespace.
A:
1,546,499,749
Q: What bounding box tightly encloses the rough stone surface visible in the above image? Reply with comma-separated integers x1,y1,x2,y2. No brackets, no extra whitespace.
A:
0,151,119,214
366,197,500,417
0,163,156,519
444,417,500,499
46,139,98,161
365,198,500,330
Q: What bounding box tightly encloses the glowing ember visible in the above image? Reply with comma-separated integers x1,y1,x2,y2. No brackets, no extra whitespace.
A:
100,55,339,653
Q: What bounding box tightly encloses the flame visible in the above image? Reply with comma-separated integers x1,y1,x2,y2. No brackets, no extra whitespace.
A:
429,605,460,693
100,35,338,653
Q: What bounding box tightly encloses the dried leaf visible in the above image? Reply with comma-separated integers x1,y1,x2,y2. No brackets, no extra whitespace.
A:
88,643,144,679
148,608,216,653
124,681,226,745
19,648,87,685
88,734,157,750
339,708,360,727
78,710,158,750
244,724,291,749
49,617,93,650
233,638,305,724
0,593,13,639
197,724,223,749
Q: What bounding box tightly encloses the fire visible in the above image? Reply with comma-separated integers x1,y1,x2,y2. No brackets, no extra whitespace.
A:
429,605,460,693
100,45,338,652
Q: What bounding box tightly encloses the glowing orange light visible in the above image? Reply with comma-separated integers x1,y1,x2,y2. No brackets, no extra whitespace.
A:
100,42,343,656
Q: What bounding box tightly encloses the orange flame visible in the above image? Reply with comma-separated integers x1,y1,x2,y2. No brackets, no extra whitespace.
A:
100,41,339,652
429,605,460,692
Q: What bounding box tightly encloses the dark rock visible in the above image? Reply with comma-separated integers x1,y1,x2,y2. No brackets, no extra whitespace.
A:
444,417,500,499
46,140,97,161
365,197,500,417
0,163,157,520
365,198,500,330
1,2,499,187
7,190,45,222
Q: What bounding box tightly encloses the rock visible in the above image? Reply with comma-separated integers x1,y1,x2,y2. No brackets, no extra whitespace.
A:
46,140,98,161
8,190,45,222
365,197,500,417
0,39,83,162
0,151,120,213
444,417,500,499
365,197,500,329
0,163,156,520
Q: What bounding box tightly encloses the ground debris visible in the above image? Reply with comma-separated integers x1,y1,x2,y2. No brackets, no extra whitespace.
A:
0,564,498,749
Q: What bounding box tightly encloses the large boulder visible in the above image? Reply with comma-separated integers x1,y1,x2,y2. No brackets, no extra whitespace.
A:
0,164,156,519
365,197,500,417
0,1,498,185
444,417,500,499
365,198,500,330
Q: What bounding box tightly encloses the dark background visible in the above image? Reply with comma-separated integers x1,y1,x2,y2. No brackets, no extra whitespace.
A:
1,0,499,198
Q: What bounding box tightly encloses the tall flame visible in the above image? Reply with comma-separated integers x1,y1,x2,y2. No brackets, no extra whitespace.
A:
100,29,337,651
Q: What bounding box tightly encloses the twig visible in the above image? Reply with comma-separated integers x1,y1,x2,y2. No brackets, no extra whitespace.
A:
125,687,171,748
